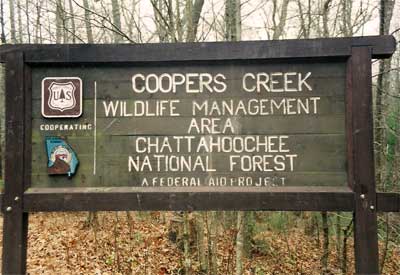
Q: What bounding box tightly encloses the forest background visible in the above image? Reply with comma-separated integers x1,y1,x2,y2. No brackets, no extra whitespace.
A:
0,0,399,274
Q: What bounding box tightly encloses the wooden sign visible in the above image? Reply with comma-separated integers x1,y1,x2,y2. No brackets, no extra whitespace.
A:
0,36,399,274
32,61,347,188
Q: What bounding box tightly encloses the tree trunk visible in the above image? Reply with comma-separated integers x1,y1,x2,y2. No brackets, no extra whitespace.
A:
235,211,244,275
183,211,191,275
392,52,400,187
321,212,329,274
208,211,218,275
225,0,241,41
55,0,63,43
272,0,290,39
192,0,204,40
25,0,31,42
340,0,352,36
68,0,76,43
165,0,174,41
34,0,42,43
341,218,353,274
111,0,123,43
224,3,247,273
0,0,5,43
380,213,391,273
322,0,332,38
17,0,23,43
0,65,3,180
9,0,16,43
0,0,4,180
185,0,193,42
83,0,94,43
196,213,207,274
335,213,342,266
375,0,395,189
185,0,204,42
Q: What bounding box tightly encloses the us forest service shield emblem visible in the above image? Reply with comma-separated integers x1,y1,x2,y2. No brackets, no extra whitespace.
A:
41,77,83,118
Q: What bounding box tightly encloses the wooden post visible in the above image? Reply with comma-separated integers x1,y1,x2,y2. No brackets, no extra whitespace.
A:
350,47,379,274
2,52,29,274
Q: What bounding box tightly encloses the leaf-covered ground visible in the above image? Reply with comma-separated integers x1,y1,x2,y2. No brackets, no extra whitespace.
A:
0,212,399,274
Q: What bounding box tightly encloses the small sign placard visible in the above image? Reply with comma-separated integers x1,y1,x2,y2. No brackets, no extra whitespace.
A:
41,77,82,118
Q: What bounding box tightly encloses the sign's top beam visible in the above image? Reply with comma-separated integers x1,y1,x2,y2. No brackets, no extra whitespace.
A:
0,35,396,63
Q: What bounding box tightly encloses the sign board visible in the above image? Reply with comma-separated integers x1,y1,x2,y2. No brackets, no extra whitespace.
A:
33,62,347,188
0,36,398,274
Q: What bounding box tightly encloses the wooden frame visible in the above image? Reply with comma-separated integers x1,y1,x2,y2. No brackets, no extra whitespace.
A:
0,35,398,274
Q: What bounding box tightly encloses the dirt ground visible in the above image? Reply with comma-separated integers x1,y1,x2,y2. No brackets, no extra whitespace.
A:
0,212,398,274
